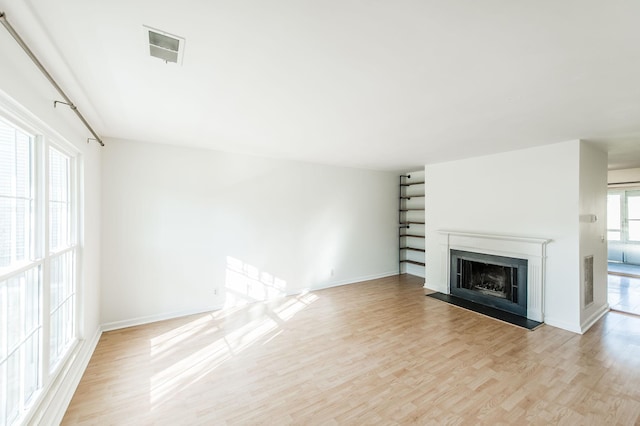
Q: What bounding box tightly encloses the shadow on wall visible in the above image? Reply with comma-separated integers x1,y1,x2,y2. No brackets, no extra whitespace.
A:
224,256,288,307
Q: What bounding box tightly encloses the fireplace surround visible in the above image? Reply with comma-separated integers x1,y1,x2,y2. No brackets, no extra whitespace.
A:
438,231,551,322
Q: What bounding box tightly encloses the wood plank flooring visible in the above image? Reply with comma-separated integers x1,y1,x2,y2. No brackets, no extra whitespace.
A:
63,274,640,424
609,273,640,315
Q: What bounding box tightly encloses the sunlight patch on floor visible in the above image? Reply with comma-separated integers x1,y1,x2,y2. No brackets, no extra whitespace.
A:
150,315,219,357
273,293,318,322
150,336,233,406
148,271,318,410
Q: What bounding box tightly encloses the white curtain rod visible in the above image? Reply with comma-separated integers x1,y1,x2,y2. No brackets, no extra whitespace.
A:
0,11,104,146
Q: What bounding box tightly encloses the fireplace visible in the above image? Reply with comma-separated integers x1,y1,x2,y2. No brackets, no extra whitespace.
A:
450,250,528,317
438,231,549,322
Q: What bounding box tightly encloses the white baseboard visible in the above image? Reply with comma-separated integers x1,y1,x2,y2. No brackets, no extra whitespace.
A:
101,305,223,332
423,282,446,293
26,327,102,426
580,303,610,334
101,271,400,332
544,316,583,334
546,303,610,335
308,270,399,292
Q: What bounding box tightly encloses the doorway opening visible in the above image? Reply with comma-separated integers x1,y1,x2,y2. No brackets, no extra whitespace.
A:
607,189,640,315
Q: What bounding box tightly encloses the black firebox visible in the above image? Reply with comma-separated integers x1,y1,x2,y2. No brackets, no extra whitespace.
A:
450,250,528,317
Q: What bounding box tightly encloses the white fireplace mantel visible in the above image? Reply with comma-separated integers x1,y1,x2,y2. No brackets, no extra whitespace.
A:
438,230,552,322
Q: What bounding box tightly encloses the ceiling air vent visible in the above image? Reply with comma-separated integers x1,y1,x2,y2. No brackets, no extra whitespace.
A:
143,26,185,65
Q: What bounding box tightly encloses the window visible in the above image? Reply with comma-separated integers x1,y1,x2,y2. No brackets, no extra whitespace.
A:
0,121,33,269
48,148,76,371
628,193,640,242
608,189,640,243
0,115,79,426
607,192,622,241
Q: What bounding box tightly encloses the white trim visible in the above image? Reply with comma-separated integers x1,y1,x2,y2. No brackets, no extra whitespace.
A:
438,230,551,323
101,305,224,332
0,88,82,425
0,259,44,281
0,89,78,153
438,230,551,245
48,245,76,258
308,270,398,292
423,281,439,292
23,327,101,426
48,136,80,158
544,316,583,334
101,271,400,332
580,303,610,334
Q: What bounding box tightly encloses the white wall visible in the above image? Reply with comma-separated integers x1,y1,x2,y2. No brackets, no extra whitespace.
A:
608,167,640,185
425,140,595,332
579,143,609,331
101,138,397,328
0,12,102,424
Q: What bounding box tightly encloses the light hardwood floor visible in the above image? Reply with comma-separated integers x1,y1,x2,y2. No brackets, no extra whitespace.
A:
609,273,640,315
63,274,640,424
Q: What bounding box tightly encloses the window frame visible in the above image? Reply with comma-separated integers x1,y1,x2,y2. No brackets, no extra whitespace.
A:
607,190,623,242
0,101,81,426
625,190,640,243
607,188,640,245
46,141,79,374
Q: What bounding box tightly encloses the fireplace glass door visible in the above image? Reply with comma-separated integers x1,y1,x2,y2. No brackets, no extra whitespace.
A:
450,250,528,316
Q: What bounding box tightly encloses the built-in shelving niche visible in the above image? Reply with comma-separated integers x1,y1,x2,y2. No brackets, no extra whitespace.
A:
399,171,425,277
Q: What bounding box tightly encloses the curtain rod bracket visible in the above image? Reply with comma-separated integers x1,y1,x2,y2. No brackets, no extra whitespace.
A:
54,100,76,110
1,11,104,147
87,137,104,147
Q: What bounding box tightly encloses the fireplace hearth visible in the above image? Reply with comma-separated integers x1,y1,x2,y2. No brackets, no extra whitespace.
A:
450,250,528,317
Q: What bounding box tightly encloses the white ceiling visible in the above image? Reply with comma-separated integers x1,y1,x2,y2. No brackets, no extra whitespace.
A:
3,0,640,171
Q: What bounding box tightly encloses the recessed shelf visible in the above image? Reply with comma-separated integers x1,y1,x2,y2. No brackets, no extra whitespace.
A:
399,173,425,273
401,260,425,266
